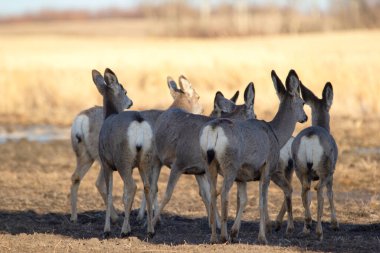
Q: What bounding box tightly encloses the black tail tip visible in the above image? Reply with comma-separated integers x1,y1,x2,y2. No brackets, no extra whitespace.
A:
75,133,82,143
136,145,142,152
307,162,313,170
207,149,215,165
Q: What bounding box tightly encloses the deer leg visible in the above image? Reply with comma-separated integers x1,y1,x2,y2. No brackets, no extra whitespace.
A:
152,164,182,228
230,181,247,241
258,169,270,245
274,163,294,232
96,166,118,223
326,175,339,230
119,168,137,237
137,163,161,221
300,175,312,235
196,174,221,229
137,164,155,237
137,191,146,221
316,178,327,241
219,168,236,243
70,155,93,223
271,172,294,235
102,166,113,238
205,161,218,244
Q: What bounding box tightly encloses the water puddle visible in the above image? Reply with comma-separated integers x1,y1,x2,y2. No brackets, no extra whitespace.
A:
0,125,70,144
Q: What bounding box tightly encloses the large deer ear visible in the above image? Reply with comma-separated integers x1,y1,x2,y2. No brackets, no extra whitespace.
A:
322,82,334,110
230,91,239,103
271,70,286,100
92,69,106,95
214,91,236,115
299,81,317,106
167,76,182,99
178,75,194,96
244,82,255,110
285,69,300,96
104,68,118,86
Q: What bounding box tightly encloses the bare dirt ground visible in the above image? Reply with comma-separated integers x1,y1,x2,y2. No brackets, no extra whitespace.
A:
0,117,379,252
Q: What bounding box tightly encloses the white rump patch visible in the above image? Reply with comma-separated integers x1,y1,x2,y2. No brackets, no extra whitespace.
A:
71,114,89,143
279,137,294,164
200,125,229,159
297,135,324,168
127,121,153,155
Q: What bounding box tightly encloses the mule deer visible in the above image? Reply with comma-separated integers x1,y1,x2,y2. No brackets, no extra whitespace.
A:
138,89,241,222
200,70,307,244
292,82,338,241
95,70,203,238
70,107,118,223
151,83,256,229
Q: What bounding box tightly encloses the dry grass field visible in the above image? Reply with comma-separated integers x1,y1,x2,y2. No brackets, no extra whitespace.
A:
0,21,380,125
0,21,379,252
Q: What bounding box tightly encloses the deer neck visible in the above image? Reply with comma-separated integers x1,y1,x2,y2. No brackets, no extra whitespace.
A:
312,110,330,132
169,98,192,113
269,100,297,148
103,96,121,119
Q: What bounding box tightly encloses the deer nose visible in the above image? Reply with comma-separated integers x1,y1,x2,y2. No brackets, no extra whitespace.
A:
300,115,308,123
129,101,133,108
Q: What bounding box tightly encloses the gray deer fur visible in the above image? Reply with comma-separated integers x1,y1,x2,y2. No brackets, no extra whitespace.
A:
94,69,203,238
199,70,307,244
138,89,240,220
70,106,107,223
70,105,161,223
151,83,256,229
292,81,338,241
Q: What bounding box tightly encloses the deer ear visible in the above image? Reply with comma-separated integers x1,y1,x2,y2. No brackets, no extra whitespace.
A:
104,68,118,85
285,69,300,96
299,82,318,106
271,70,286,100
167,76,182,99
244,82,255,110
92,69,106,95
230,91,239,103
322,82,334,110
178,75,194,96
214,91,236,114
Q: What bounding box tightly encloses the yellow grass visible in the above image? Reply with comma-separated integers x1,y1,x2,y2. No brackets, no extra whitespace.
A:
0,22,379,125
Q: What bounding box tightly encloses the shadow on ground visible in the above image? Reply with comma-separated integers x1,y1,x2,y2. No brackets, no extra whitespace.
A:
0,209,379,252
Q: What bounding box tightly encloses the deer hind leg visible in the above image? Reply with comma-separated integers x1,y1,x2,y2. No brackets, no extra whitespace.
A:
326,175,339,230
137,163,161,221
258,165,271,245
271,171,294,235
137,162,155,237
70,154,94,223
96,166,118,223
102,165,113,238
230,181,247,241
274,162,294,232
152,163,182,228
119,167,137,237
196,174,221,229
137,190,146,221
315,177,328,241
299,173,312,235
219,163,238,243
206,161,219,244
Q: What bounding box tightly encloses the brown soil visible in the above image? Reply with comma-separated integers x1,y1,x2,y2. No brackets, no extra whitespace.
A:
0,117,379,252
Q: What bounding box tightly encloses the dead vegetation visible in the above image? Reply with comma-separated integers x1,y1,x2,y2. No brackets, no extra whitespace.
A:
0,22,379,126
0,116,379,252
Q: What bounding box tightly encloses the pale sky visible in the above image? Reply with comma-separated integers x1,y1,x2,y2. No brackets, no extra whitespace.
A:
0,0,330,18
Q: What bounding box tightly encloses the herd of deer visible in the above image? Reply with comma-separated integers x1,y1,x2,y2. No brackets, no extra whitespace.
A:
69,68,338,244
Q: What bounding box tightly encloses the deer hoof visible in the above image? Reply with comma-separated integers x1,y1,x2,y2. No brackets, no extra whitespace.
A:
120,232,131,238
